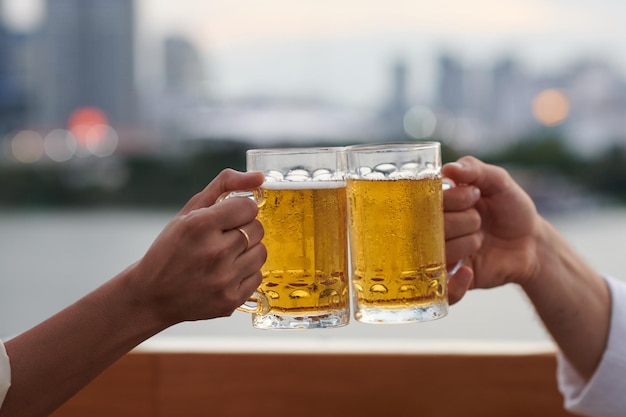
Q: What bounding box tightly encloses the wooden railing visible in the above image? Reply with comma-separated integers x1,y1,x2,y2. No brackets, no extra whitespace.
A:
51,340,577,417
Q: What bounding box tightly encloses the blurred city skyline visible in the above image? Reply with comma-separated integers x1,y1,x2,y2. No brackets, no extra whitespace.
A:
1,0,625,162
3,0,625,106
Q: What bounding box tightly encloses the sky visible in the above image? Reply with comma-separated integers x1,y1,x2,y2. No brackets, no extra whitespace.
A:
3,0,626,108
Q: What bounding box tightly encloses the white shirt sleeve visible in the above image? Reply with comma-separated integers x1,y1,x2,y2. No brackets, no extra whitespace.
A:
0,339,10,409
557,275,626,417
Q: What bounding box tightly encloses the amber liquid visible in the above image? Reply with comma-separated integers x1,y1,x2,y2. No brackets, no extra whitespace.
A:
347,176,447,309
257,181,349,314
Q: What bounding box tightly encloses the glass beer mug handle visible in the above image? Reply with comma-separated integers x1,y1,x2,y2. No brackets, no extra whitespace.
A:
442,177,464,276
217,188,270,316
216,188,264,206
237,291,270,315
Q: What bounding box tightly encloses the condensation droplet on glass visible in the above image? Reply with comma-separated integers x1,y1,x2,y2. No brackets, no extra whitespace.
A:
285,168,311,181
389,170,416,180
374,163,397,175
265,170,284,182
363,172,386,180
319,275,338,286
400,162,419,172
370,284,388,293
358,166,373,176
399,284,418,295
289,290,310,299
436,283,444,297
319,289,341,306
312,168,333,180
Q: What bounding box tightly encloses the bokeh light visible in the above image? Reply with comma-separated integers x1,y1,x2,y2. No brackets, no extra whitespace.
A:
86,125,119,157
68,107,108,143
44,129,77,162
532,88,570,126
11,130,44,163
403,105,437,139
66,107,119,157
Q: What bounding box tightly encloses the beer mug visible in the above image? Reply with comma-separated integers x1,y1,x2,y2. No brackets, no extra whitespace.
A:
345,142,448,324
227,147,350,330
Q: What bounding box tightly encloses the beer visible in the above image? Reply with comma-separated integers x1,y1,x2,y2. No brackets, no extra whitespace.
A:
241,146,349,329
257,180,349,315
347,176,447,314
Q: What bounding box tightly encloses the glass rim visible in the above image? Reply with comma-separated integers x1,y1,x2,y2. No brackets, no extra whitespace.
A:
247,146,345,156
345,141,440,153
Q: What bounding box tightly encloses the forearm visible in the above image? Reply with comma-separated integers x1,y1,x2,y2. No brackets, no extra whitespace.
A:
522,218,611,381
1,265,166,417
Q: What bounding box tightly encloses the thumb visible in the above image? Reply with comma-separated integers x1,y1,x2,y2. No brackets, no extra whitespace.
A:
443,156,513,198
442,156,483,186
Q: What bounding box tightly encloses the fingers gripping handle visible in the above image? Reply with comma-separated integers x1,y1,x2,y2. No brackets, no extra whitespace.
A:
218,188,270,316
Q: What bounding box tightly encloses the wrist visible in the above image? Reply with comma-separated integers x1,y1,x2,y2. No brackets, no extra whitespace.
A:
516,218,610,380
106,262,173,340
519,216,554,290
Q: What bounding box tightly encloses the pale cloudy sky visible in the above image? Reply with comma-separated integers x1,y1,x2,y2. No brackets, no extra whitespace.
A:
3,0,626,107
137,0,626,106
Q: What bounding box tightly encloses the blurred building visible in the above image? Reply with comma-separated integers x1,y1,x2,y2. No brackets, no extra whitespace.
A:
163,36,206,101
155,35,209,144
31,0,137,129
4,0,623,158
486,57,538,147
432,53,626,155
380,59,410,139
0,17,30,135
563,60,626,155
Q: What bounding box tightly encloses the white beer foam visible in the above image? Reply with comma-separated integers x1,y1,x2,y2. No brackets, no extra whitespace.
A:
348,171,441,180
262,180,346,190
